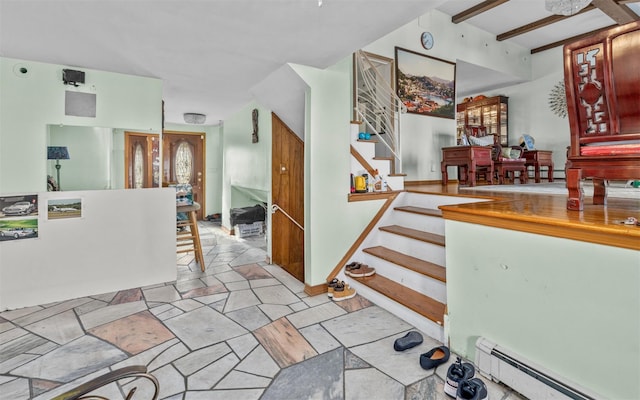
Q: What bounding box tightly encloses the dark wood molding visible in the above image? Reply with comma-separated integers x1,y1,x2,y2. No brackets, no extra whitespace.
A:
592,0,639,24
458,0,638,53
304,282,327,297
405,179,446,186
451,0,510,24
496,6,596,41
531,24,618,53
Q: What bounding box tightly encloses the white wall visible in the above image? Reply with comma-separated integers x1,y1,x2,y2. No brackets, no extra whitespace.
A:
0,57,162,194
489,47,571,177
0,57,174,311
361,10,572,182
291,60,387,286
445,220,640,400
0,188,176,310
221,101,272,232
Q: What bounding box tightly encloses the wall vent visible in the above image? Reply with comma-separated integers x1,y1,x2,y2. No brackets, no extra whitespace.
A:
475,337,601,400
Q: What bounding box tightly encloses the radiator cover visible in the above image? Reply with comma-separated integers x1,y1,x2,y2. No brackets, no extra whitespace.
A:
475,337,600,400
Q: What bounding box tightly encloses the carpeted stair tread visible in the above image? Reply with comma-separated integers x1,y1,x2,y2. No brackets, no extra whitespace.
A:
363,246,446,283
352,274,445,325
379,225,445,247
394,206,442,218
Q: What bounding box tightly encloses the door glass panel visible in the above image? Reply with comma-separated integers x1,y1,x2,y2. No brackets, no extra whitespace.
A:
175,141,193,184
133,143,144,188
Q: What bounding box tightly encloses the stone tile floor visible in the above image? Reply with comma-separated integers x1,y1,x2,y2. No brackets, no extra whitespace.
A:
0,222,525,400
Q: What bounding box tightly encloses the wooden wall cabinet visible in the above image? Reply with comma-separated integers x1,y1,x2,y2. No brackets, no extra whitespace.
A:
456,95,508,146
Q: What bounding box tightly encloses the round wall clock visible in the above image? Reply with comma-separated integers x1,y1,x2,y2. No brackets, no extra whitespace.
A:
421,31,434,50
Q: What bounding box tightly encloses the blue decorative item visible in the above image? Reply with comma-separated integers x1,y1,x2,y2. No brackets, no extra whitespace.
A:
358,132,366,140
364,133,371,140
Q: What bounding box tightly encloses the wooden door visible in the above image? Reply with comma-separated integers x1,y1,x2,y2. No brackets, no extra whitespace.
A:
163,131,206,220
124,132,160,188
271,113,305,282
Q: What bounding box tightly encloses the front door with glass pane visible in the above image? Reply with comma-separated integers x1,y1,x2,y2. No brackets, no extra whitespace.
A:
125,132,160,189
162,131,206,220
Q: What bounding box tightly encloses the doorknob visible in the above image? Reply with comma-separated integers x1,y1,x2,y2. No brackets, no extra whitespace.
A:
280,164,287,174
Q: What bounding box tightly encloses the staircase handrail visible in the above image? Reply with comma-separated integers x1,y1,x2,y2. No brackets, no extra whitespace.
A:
354,49,406,174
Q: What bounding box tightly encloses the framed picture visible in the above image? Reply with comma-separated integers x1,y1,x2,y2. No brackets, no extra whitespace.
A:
0,194,39,241
48,198,82,220
395,47,456,119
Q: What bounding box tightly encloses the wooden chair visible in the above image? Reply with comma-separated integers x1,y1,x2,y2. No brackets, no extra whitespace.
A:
493,145,528,184
563,21,640,210
477,145,527,184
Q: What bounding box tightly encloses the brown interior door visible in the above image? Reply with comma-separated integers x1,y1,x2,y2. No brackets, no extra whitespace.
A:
124,132,159,188
271,113,305,282
162,131,206,220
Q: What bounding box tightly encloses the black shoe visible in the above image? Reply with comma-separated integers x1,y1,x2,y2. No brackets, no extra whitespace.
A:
419,345,450,370
445,357,475,397
393,331,423,351
456,378,488,400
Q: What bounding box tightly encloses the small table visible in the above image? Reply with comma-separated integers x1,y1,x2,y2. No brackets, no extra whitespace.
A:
523,150,554,183
441,146,493,187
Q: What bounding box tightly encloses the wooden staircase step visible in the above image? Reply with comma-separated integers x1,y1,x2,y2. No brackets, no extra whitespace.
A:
379,225,445,247
394,206,442,218
352,274,445,325
363,246,446,283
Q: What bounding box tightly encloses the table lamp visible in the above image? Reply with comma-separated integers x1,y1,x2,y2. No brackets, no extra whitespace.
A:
47,146,70,190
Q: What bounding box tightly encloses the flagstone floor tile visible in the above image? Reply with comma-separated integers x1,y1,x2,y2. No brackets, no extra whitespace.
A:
254,317,317,368
0,224,473,400
88,310,175,355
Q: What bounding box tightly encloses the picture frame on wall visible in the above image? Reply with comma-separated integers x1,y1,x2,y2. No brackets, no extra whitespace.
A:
395,47,456,119
0,194,39,241
47,198,83,220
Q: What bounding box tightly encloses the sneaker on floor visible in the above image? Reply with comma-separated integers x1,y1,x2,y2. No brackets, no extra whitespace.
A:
345,263,376,278
445,357,475,397
332,281,357,301
327,278,339,298
456,378,488,400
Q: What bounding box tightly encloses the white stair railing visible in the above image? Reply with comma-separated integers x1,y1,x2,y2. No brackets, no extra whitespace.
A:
354,50,406,174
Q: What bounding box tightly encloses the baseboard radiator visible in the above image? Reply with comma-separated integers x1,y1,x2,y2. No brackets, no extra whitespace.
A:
475,337,601,400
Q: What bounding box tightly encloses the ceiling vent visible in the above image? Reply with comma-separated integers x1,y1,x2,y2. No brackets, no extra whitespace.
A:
183,113,206,124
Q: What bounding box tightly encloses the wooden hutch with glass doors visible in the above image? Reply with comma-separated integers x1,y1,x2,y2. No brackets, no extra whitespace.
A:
456,95,508,146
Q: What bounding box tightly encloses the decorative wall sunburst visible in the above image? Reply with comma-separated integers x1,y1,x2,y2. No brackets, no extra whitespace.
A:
548,80,567,118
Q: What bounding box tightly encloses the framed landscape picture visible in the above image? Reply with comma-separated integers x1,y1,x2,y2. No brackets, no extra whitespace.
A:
48,198,82,220
395,47,456,119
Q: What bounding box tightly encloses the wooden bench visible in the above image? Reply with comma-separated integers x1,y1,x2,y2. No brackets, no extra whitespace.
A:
564,21,640,210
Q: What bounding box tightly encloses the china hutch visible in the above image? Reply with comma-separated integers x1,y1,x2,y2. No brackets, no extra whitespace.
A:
456,95,508,146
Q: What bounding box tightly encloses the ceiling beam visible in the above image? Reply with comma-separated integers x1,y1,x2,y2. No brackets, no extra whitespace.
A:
496,5,596,41
530,24,618,54
591,0,639,24
451,0,510,24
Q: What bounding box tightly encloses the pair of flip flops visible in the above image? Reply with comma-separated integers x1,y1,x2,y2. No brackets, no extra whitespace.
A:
344,262,376,277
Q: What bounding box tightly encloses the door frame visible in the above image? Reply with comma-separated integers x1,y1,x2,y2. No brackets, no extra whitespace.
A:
162,130,206,220
124,131,160,189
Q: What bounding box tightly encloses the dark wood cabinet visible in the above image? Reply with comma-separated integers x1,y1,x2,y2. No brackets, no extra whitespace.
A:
456,95,508,146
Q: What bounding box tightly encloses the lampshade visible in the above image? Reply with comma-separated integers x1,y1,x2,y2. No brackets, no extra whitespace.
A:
183,113,206,124
545,0,592,16
47,146,70,160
